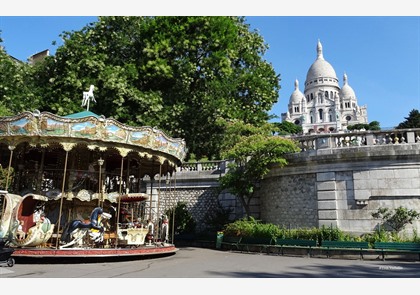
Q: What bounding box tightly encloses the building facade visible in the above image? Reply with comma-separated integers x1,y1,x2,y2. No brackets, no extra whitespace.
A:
281,40,368,134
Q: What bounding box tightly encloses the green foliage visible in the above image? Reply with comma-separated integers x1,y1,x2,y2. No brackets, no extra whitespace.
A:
272,121,303,135
347,121,381,131
28,16,280,160
221,218,420,247
218,120,300,216
0,165,13,190
221,217,420,245
0,45,41,114
396,109,420,129
222,219,358,245
361,228,402,244
223,216,278,238
165,201,196,235
372,206,420,233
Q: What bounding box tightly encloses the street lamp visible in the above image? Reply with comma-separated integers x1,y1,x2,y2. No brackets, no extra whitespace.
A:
98,158,104,207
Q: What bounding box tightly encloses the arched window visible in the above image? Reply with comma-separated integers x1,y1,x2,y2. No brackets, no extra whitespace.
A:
318,109,323,121
328,109,333,122
325,91,329,98
310,93,313,100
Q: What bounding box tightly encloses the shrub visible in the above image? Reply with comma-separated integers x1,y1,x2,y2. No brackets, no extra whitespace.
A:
372,206,420,233
220,218,420,244
165,201,196,235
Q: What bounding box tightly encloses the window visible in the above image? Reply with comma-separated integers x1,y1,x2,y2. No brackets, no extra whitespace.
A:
328,109,333,122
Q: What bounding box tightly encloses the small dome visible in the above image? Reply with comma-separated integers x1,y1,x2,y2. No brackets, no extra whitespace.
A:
289,79,305,104
339,73,356,99
305,40,337,82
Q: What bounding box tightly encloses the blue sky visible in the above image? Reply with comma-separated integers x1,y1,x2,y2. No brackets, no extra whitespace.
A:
1,5,420,129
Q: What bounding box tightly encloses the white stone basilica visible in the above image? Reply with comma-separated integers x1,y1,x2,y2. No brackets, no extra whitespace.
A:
281,40,368,134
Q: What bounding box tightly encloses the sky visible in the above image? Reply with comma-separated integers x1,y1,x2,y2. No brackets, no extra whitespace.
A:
1,2,420,130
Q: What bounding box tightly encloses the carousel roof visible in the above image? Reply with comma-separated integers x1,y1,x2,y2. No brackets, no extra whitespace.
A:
0,110,187,171
63,110,101,119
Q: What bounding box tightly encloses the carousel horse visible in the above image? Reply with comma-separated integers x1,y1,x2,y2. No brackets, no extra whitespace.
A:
60,207,111,248
81,84,95,111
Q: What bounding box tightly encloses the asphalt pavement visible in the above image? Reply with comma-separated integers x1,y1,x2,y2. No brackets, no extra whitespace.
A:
1,246,418,293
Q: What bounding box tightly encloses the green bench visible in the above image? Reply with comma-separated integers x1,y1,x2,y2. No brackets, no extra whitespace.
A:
374,242,420,261
220,236,242,251
238,236,273,254
321,241,370,260
272,238,317,257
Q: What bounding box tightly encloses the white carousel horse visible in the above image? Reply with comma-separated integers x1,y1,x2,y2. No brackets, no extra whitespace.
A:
81,85,96,111
60,207,111,249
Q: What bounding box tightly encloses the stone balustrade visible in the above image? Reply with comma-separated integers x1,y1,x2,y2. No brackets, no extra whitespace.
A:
177,128,420,175
287,128,420,151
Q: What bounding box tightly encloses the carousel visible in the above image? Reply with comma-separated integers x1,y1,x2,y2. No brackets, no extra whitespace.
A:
0,87,186,259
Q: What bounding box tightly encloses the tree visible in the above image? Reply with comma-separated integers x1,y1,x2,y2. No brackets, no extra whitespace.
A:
396,109,420,129
272,121,303,135
0,36,41,115
31,16,280,160
218,120,300,217
372,206,420,233
347,121,381,131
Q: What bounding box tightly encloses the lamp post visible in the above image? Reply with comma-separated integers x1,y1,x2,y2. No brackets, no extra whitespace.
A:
98,158,104,207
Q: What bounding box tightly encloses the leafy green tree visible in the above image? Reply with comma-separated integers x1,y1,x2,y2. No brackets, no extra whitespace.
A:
272,121,303,135
218,120,300,217
0,36,40,115
347,121,381,131
372,206,420,233
396,109,420,129
31,16,280,160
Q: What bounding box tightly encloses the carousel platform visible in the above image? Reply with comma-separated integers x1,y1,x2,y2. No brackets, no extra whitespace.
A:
11,244,178,261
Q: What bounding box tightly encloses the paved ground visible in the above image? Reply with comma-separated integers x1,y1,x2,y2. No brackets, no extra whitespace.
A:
1,246,419,280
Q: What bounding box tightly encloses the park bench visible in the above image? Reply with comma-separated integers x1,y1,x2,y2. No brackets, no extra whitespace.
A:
238,236,273,254
374,242,420,261
220,236,242,251
321,240,370,260
271,238,317,257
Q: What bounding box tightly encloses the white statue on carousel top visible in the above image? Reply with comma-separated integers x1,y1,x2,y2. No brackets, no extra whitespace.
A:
82,85,96,111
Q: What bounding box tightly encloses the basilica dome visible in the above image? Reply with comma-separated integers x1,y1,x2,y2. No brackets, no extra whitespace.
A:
289,79,305,104
339,73,356,99
305,40,337,82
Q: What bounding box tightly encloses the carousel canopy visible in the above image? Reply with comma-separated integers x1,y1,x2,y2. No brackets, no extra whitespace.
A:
63,110,101,119
0,110,187,172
